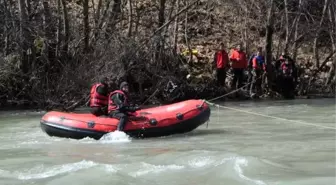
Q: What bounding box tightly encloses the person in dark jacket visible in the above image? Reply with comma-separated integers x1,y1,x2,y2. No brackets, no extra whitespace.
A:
246,47,262,90
108,82,140,131
89,77,109,116
250,50,265,97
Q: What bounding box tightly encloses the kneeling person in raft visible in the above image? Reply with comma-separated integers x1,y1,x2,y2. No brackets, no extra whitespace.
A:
108,82,141,131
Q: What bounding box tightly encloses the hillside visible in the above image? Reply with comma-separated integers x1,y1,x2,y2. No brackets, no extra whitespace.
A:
0,0,335,109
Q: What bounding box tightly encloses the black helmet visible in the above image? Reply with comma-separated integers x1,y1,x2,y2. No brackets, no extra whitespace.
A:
99,77,108,84
119,81,129,90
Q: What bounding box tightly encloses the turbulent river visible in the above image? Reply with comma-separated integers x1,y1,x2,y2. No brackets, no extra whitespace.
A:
0,99,335,185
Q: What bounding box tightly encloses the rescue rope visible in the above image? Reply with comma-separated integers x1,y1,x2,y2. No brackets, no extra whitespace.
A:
141,88,159,106
202,75,336,130
205,101,336,130
200,75,262,107
207,76,259,102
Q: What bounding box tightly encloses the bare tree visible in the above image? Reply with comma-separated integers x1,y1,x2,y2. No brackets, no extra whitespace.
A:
313,0,329,67
265,0,275,87
105,0,122,38
56,0,61,57
83,0,90,52
93,0,102,39
173,0,180,53
42,1,52,60
127,0,133,37
283,0,290,55
328,1,336,56
3,0,10,56
61,0,69,56
18,0,33,73
292,0,303,61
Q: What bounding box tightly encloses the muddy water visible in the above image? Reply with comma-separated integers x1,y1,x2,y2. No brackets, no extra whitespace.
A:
0,99,335,185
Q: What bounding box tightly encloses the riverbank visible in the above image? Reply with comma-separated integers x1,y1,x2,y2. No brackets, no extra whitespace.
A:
1,93,334,113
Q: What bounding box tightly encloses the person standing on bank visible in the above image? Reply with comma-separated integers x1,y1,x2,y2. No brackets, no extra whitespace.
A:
89,77,109,116
229,44,247,90
213,43,229,87
108,82,140,131
250,48,265,98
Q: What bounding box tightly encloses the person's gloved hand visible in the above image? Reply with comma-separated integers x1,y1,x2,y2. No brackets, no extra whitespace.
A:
128,105,141,112
251,69,257,77
134,105,141,111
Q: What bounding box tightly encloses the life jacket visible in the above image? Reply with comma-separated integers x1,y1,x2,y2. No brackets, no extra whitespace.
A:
247,54,256,69
215,50,228,68
252,55,265,70
281,61,293,77
229,49,247,69
89,83,108,107
108,90,129,113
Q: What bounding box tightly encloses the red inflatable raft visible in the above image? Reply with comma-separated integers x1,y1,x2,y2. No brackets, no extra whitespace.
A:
40,99,211,139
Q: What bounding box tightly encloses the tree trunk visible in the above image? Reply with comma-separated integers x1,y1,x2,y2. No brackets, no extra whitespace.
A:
313,0,329,67
155,0,166,64
134,5,140,39
265,0,275,89
173,0,180,53
244,10,249,55
26,0,30,19
323,3,336,89
157,0,166,48
292,0,303,61
283,0,290,55
56,0,61,58
94,0,102,40
61,0,69,55
185,12,193,65
105,0,121,38
127,0,133,37
276,16,284,58
164,0,177,43
42,1,53,60
158,0,166,28
93,0,111,43
3,0,10,56
83,0,90,52
18,0,32,74
328,2,336,57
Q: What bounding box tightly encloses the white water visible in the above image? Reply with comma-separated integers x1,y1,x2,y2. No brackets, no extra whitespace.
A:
99,131,132,143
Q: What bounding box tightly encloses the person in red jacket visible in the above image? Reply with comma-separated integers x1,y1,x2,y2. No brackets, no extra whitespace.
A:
108,82,140,131
213,43,229,86
229,44,247,90
89,77,109,116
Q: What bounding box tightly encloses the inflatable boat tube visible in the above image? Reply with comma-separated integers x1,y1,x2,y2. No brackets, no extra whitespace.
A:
40,99,211,139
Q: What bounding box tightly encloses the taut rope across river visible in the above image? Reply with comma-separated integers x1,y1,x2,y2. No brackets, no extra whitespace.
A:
202,76,336,130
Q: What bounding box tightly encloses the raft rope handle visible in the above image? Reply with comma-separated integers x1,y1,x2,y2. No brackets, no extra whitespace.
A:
200,74,336,130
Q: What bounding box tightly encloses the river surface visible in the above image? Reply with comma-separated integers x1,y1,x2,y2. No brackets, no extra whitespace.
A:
0,99,335,185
